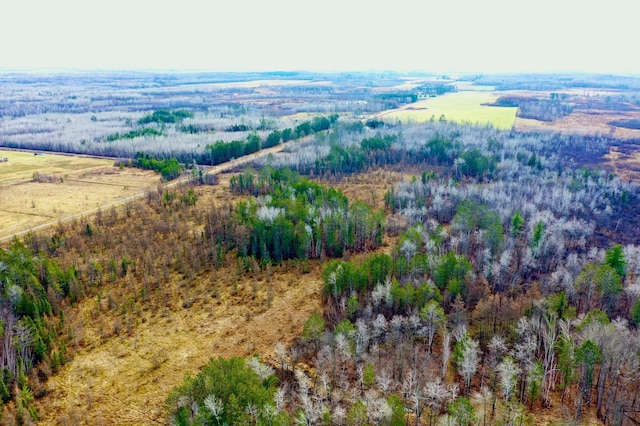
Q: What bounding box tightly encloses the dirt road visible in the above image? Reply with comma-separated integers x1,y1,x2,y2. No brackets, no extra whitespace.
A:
0,142,288,244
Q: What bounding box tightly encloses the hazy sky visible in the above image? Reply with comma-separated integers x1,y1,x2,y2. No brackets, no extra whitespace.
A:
1,0,638,74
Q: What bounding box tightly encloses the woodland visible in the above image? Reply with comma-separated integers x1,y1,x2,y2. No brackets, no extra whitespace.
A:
1,71,640,425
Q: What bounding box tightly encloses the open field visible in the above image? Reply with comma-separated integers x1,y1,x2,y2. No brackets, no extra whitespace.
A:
0,150,159,239
603,144,640,181
37,258,323,425
516,108,640,139
378,91,518,129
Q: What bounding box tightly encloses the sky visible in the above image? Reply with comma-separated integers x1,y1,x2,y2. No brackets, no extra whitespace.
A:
1,0,638,75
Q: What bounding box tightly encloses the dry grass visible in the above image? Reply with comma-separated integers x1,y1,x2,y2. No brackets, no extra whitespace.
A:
322,168,408,210
603,146,640,182
37,252,323,425
516,110,640,140
0,150,159,239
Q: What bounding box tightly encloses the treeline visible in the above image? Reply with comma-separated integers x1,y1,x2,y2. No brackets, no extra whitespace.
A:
416,83,456,97
105,127,162,141
133,152,184,180
294,132,497,182
177,123,216,134
374,92,418,109
121,114,339,178
304,134,399,176
199,115,338,166
204,134,261,164
0,241,73,421
491,96,574,122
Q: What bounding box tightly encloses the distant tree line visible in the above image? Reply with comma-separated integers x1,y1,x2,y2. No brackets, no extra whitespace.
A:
127,114,339,179
105,127,162,141
416,83,456,97
491,96,574,122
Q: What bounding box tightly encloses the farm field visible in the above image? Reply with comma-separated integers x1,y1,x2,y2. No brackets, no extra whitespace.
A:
379,91,518,129
0,150,159,240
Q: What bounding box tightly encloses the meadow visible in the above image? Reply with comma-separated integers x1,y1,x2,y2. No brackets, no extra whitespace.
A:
380,90,518,129
0,150,159,240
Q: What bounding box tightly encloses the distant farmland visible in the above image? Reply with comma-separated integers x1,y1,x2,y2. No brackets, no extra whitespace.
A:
380,90,518,129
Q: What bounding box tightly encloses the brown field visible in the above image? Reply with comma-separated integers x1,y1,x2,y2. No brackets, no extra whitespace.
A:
603,144,640,181
497,88,640,139
516,110,640,139
37,261,323,425
0,150,160,240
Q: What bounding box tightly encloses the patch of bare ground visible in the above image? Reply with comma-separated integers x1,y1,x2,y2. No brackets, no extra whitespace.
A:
602,144,640,182
515,110,640,139
37,260,323,425
317,168,414,210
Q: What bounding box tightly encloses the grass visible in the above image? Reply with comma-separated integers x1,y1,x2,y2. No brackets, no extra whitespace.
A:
381,91,518,130
0,150,159,239
0,150,112,184
37,265,323,425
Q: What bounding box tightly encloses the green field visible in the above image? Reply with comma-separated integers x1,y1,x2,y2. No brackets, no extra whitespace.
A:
382,91,517,130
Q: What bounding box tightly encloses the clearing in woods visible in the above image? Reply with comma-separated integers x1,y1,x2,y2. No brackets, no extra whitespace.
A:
37,260,323,425
378,90,518,129
0,149,159,240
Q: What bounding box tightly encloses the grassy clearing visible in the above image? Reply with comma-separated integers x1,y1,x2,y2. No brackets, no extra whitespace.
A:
37,263,323,425
381,91,517,129
0,150,159,239
0,150,112,185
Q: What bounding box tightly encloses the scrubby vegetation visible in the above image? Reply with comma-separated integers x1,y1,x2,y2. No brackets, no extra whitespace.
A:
2,71,640,425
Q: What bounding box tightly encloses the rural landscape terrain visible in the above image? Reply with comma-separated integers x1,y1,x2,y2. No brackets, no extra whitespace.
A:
2,70,640,425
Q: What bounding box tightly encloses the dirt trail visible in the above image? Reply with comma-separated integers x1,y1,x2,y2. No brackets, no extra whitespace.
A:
0,142,290,244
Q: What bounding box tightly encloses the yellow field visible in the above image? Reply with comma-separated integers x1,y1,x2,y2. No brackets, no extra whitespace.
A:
380,91,518,129
0,150,160,240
